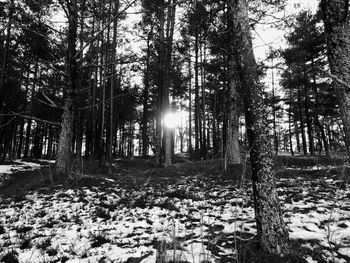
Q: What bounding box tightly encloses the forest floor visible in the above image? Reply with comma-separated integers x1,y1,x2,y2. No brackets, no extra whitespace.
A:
0,154,350,263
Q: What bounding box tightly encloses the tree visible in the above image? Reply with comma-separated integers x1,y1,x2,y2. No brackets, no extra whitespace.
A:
321,0,350,157
228,0,290,255
55,0,78,176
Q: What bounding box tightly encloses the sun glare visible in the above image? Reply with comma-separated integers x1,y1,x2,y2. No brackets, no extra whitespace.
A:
163,112,178,129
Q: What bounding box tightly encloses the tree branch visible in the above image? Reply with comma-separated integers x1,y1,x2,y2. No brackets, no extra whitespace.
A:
0,113,60,126
316,66,350,90
75,0,138,58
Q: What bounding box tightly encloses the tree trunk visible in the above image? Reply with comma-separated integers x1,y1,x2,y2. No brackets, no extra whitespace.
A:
303,70,314,156
55,0,78,176
194,30,200,159
228,0,290,255
163,0,176,167
107,0,119,174
321,0,350,156
226,16,241,165
298,86,308,155
142,26,152,157
272,63,278,155
200,43,207,158
188,57,193,158
0,0,13,115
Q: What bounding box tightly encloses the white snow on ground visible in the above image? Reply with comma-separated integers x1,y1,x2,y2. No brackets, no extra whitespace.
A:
0,165,350,262
0,160,42,175
0,159,52,188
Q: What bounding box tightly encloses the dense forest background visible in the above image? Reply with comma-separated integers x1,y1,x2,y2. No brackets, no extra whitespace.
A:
0,0,344,166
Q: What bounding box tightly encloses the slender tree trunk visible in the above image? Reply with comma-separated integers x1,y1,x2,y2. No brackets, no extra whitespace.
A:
17,65,30,158
142,26,152,157
288,90,294,156
155,4,165,165
298,86,308,155
188,57,193,158
212,90,218,155
55,0,78,176
24,61,39,158
271,59,278,155
107,0,119,174
303,69,314,156
228,0,290,255
194,31,200,159
294,119,301,153
200,43,207,158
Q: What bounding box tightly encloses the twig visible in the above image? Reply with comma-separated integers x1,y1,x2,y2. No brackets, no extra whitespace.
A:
0,116,17,128
75,0,138,58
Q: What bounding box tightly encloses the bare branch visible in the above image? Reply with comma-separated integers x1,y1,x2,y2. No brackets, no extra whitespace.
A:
1,112,60,126
0,116,17,128
41,91,60,108
75,0,138,58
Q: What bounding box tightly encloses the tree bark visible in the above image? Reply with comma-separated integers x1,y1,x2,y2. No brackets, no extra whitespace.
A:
194,30,200,159
321,0,350,156
55,0,78,176
107,0,119,174
163,0,176,167
228,0,290,255
226,13,241,165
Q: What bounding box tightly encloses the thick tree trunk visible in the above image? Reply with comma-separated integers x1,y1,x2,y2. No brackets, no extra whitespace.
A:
163,0,176,167
226,19,241,164
0,0,13,116
321,0,350,156
228,0,289,255
55,0,78,176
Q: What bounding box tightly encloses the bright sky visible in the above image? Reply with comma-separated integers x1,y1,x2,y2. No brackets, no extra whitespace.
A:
253,0,319,61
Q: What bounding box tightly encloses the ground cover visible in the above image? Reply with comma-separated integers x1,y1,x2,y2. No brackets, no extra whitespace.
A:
0,156,349,263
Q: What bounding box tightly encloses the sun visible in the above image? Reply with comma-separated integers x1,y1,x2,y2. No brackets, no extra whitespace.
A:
163,112,178,129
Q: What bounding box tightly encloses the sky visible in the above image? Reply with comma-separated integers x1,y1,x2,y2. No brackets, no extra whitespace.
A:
253,0,319,61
